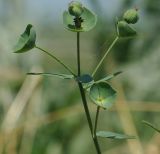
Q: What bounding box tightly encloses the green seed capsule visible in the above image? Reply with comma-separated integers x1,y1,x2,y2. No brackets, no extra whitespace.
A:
68,1,84,17
123,9,139,24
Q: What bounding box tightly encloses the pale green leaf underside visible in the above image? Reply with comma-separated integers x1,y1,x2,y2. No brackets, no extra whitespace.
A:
142,120,160,133
27,73,74,79
63,7,97,32
96,131,135,139
89,82,116,109
14,24,36,53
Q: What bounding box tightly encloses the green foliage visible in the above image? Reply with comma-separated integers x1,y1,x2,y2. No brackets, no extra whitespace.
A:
96,131,135,139
89,82,116,109
14,24,36,53
13,2,141,153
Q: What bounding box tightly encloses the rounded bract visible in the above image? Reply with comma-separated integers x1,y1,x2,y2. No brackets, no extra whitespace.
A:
89,82,116,109
123,9,139,24
117,20,137,38
14,24,36,53
68,1,84,17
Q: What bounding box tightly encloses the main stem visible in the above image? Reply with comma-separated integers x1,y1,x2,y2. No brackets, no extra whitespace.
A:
35,46,75,76
76,32,101,154
92,36,119,77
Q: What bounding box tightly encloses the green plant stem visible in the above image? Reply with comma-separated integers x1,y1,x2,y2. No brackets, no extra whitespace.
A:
92,36,119,77
77,32,81,76
76,32,101,154
35,46,76,76
94,106,100,137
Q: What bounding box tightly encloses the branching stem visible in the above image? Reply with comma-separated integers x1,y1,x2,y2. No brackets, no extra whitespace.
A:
92,36,119,77
76,32,101,154
35,46,76,76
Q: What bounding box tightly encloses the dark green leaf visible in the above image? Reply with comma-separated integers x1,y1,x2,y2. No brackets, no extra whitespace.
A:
89,82,116,109
117,21,137,38
14,24,36,53
63,7,97,32
96,131,135,139
77,74,93,83
27,73,74,79
142,120,160,133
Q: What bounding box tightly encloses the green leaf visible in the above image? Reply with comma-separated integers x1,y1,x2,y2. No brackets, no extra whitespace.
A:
27,72,74,79
83,72,122,91
96,71,122,83
96,131,135,139
89,82,116,109
142,120,160,133
77,74,93,83
117,21,137,38
14,24,36,53
63,7,97,32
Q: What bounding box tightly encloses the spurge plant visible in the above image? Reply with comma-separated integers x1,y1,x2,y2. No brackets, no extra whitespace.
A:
14,1,140,153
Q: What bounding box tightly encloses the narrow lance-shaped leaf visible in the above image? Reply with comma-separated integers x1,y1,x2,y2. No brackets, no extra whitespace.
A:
27,72,74,79
89,82,116,109
14,24,36,53
96,71,122,83
83,72,122,90
96,131,135,139
142,120,160,133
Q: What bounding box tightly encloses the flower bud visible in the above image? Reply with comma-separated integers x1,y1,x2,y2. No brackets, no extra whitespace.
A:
123,9,139,24
68,1,84,17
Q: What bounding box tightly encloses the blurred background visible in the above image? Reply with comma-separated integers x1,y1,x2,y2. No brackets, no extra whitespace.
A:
0,0,160,154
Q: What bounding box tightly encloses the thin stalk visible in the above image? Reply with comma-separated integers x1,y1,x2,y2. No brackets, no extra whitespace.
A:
35,46,75,76
92,36,119,77
76,32,101,154
94,106,100,137
77,32,81,76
